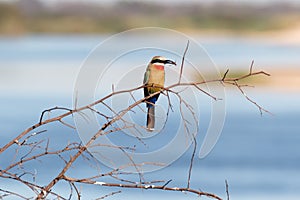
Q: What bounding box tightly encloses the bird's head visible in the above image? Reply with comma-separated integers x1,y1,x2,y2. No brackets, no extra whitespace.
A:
150,56,177,66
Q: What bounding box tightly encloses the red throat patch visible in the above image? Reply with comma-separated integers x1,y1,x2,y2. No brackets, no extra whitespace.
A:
153,64,164,70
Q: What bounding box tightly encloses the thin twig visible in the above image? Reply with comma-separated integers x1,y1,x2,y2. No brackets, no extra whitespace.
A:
39,106,73,124
0,188,31,200
178,40,189,83
222,69,229,81
249,60,254,74
162,179,172,188
225,180,229,200
187,136,197,188
96,191,121,200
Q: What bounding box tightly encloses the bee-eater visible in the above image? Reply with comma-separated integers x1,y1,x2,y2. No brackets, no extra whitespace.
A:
143,56,176,131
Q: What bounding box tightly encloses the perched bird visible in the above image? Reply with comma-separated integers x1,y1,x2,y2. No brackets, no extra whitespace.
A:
143,56,176,131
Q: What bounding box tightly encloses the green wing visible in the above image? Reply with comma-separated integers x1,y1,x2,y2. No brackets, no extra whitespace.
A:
143,68,150,85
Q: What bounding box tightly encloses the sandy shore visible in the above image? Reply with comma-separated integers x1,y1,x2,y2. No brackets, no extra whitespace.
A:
190,23,300,45
263,68,300,93
250,25,300,45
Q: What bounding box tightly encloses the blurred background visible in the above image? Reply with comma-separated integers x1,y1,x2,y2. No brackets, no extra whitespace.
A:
0,0,300,199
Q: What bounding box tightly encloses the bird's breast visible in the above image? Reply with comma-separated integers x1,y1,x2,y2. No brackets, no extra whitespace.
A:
148,67,165,87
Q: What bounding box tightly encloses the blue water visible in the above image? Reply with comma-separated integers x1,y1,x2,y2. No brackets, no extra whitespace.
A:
0,35,300,199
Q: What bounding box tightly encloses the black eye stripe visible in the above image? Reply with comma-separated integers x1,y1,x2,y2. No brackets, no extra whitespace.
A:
151,59,164,64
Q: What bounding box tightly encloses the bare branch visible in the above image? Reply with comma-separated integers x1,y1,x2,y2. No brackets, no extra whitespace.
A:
0,42,271,200
94,181,223,200
61,175,222,200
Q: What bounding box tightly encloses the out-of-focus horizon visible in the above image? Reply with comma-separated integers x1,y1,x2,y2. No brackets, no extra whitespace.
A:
1,0,300,93
1,0,300,38
1,1,300,200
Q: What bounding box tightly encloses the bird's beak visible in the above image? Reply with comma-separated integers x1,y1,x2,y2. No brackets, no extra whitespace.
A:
164,59,177,66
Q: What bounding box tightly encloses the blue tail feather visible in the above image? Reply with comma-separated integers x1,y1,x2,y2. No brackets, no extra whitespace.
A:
146,96,157,108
